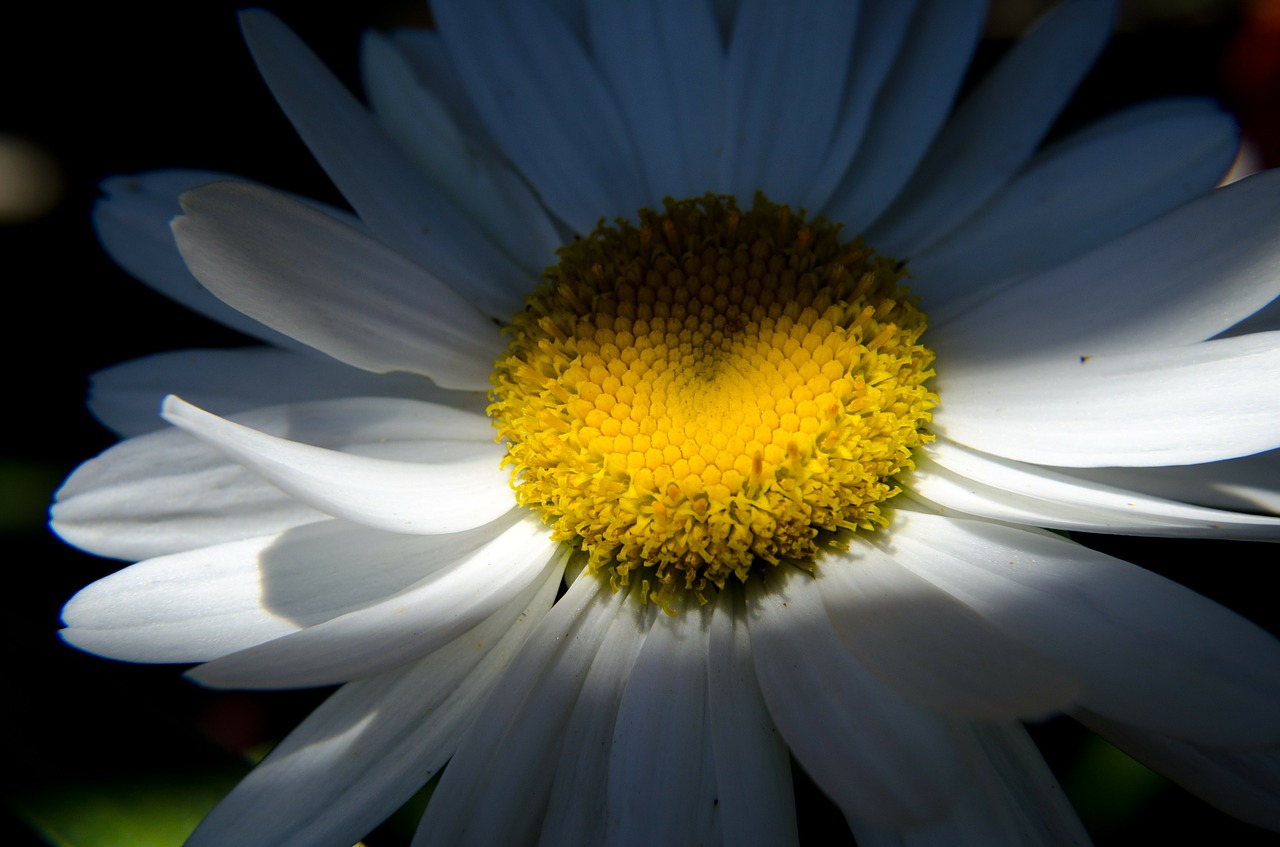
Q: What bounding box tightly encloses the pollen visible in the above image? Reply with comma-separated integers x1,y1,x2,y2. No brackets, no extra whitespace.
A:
489,194,936,608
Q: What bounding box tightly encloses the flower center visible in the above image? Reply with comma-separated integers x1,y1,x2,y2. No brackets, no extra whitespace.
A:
490,194,936,607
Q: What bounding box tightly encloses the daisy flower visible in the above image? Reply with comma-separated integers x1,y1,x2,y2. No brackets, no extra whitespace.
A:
54,0,1280,844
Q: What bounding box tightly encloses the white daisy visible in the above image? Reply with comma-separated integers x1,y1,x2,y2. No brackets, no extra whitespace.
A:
55,1,1280,845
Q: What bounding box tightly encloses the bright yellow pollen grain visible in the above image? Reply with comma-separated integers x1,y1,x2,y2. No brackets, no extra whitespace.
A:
489,194,937,609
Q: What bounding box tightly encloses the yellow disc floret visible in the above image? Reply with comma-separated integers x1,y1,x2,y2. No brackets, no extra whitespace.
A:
489,194,936,607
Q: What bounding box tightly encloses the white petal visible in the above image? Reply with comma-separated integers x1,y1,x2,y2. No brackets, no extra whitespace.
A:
934,332,1280,467
708,588,799,847
747,566,962,828
907,439,1280,538
817,543,1082,718
433,0,648,231
911,99,1237,304
52,428,322,563
93,170,313,352
804,0,919,211
823,0,986,232
240,10,531,317
539,600,653,846
934,170,1280,364
869,0,1115,256
187,515,562,687
587,0,726,202
173,181,502,391
89,347,483,438
359,31,562,275
161,396,511,535
882,511,1280,747
185,564,562,847
1080,710,1280,831
1071,449,1280,516
61,514,546,667
414,575,623,847
847,723,1092,847
720,0,856,203
606,596,719,846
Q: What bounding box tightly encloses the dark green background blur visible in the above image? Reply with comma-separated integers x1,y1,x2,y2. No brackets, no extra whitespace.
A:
3,1,1279,844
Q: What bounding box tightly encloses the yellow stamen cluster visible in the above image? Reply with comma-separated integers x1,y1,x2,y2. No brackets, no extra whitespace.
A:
489,194,936,607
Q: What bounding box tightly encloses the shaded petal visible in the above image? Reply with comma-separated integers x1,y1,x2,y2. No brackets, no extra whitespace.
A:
1079,710,1280,832
882,511,1280,746
606,596,719,846
433,0,648,231
817,543,1082,719
173,181,502,391
94,170,324,353
241,10,531,317
185,564,562,847
161,396,511,535
187,516,562,688
848,723,1092,846
748,566,962,828
907,439,1280,538
89,347,481,438
871,0,1114,257
804,0,919,211
587,0,726,202
708,588,799,847
933,170,1280,364
720,0,856,203
934,332,1280,467
360,30,562,275
539,598,653,846
911,99,1237,304
824,0,986,232
414,575,625,847
1071,449,1280,516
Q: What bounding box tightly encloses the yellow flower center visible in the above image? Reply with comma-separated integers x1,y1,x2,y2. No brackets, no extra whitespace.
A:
489,194,936,607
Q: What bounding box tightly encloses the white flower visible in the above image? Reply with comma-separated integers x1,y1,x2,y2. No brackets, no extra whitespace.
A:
55,1,1280,845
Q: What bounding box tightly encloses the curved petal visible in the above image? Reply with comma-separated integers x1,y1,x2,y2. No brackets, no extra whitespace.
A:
1079,710,1280,832
94,170,323,353
880,511,1280,747
933,170,1280,365
747,566,963,828
911,99,1237,304
173,181,503,391
587,0,726,202
804,0,919,211
539,599,653,846
934,332,1280,467
869,0,1115,256
359,30,562,275
240,10,531,317
719,0,856,203
823,0,986,232
817,544,1082,719
185,564,562,847
907,439,1280,538
414,575,624,847
606,597,719,846
61,515,547,666
1070,449,1280,516
187,517,562,688
161,396,512,535
89,347,481,438
433,0,648,231
52,429,323,563
707,588,799,847
847,723,1091,846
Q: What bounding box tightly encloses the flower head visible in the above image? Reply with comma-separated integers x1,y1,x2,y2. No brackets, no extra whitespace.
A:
55,1,1280,844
